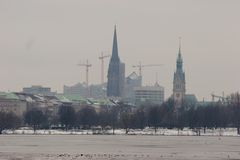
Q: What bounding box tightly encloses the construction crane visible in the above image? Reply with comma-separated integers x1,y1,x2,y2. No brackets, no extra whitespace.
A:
132,62,163,77
99,52,110,85
78,60,92,87
211,92,229,103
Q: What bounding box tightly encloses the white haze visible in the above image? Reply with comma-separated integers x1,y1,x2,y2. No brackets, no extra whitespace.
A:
0,0,240,100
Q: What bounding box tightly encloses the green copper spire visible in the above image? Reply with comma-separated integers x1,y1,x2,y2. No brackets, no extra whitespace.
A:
177,37,183,71
178,37,181,57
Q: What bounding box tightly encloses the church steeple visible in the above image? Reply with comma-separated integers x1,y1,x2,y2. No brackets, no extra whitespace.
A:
176,37,183,72
178,37,182,56
173,37,186,109
111,25,119,62
107,25,125,97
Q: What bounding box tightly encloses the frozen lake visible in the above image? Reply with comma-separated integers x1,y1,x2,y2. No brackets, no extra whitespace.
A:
0,135,240,160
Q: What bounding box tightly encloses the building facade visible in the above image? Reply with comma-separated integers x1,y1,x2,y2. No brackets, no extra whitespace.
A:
64,82,106,98
123,72,142,104
173,41,186,108
107,26,125,97
0,92,27,117
134,83,164,106
64,83,88,97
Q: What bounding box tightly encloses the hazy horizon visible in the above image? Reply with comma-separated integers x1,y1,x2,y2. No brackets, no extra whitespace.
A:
0,0,240,100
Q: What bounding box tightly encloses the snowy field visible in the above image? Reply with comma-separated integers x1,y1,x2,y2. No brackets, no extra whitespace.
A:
2,128,240,136
0,135,240,160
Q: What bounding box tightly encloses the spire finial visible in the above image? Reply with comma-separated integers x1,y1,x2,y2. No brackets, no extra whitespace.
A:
154,72,160,87
155,72,158,83
178,36,181,54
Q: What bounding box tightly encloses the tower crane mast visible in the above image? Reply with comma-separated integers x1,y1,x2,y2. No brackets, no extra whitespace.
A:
99,52,110,85
132,62,163,77
211,92,230,104
78,60,92,87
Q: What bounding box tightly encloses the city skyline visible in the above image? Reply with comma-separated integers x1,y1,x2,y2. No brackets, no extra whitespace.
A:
1,1,240,100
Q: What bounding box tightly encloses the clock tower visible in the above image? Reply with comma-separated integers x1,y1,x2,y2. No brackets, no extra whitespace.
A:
173,38,186,108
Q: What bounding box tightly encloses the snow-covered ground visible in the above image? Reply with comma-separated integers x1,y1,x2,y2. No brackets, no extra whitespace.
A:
2,127,240,136
0,135,240,160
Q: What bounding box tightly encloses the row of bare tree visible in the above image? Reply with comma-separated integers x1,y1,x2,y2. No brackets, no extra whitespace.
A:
1,93,240,135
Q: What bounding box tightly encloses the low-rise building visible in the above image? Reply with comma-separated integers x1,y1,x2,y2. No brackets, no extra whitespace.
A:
23,85,56,96
0,90,116,118
0,92,27,117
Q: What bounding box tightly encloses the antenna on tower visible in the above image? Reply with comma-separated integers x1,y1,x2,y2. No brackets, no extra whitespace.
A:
178,36,182,54
155,72,158,84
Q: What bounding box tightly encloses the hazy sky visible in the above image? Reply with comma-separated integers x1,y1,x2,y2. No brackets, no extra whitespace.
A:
0,0,240,100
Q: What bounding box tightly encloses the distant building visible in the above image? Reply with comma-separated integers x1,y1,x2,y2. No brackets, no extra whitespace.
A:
119,62,125,97
184,94,198,108
134,82,164,106
15,92,61,116
107,26,125,98
23,85,56,96
0,92,27,117
89,84,107,99
64,82,106,98
64,83,88,98
173,40,186,108
123,72,142,104
197,100,213,108
0,90,118,119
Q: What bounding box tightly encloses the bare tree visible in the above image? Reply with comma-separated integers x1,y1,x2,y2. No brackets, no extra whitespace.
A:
148,106,160,134
58,105,76,130
120,111,133,134
24,109,47,132
0,112,21,134
76,106,97,129
230,92,240,134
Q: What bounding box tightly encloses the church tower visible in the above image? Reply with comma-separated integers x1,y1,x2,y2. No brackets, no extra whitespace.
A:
107,26,125,97
173,38,186,108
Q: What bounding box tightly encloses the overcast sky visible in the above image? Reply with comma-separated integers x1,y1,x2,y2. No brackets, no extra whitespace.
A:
0,0,240,100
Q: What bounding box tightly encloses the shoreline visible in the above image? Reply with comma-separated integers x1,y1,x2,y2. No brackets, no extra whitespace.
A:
2,128,240,137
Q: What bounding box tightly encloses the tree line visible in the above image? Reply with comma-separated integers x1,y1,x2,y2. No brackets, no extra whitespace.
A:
0,93,240,135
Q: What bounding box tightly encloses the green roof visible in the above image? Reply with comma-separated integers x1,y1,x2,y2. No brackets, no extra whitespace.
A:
185,94,198,103
0,92,19,100
197,101,213,107
63,94,88,104
55,94,71,103
98,99,114,105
